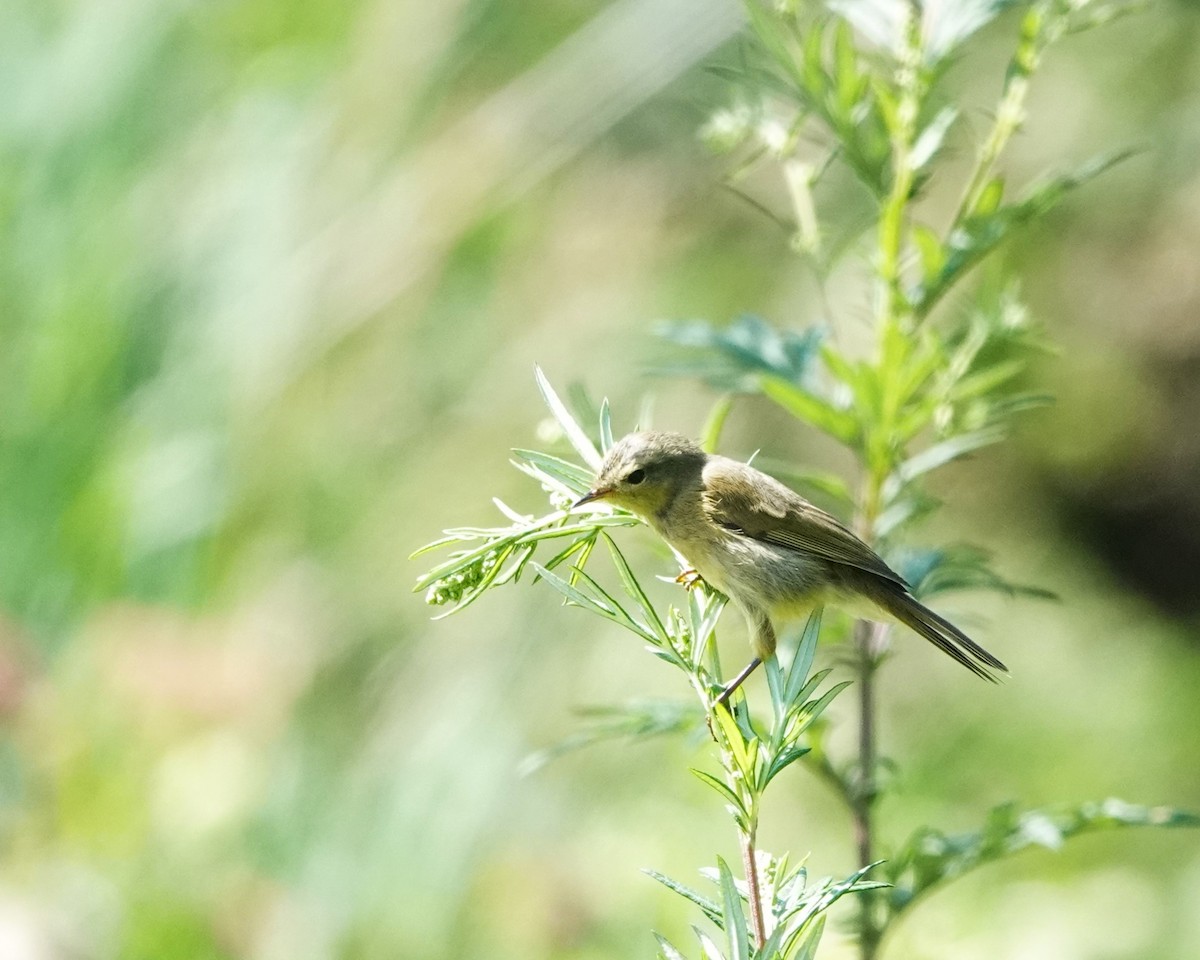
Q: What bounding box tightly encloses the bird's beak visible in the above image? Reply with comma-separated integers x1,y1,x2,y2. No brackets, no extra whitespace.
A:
573,487,610,508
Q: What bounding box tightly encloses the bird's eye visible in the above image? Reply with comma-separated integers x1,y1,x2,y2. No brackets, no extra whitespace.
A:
626,468,646,485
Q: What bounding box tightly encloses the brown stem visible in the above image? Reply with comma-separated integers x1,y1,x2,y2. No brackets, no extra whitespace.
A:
854,620,876,871
740,824,767,950
854,619,885,960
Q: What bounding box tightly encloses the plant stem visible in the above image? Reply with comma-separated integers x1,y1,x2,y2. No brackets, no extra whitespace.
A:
853,620,876,872
740,823,767,950
853,466,888,959
949,0,1069,231
875,12,923,334
853,620,884,960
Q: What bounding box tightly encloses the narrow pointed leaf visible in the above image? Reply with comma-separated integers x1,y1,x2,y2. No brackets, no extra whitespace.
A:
599,398,614,453
513,448,594,493
645,870,723,926
603,533,669,643
654,933,690,960
792,914,827,960
760,376,858,444
691,769,748,821
535,366,602,469
694,927,728,960
785,609,823,704
717,857,749,960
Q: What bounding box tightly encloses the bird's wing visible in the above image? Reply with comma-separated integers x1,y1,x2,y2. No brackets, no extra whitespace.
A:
701,456,907,587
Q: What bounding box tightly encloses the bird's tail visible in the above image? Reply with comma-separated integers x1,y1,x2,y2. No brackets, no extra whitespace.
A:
873,589,1008,682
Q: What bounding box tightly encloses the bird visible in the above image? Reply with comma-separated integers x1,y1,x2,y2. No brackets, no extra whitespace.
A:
573,431,1007,704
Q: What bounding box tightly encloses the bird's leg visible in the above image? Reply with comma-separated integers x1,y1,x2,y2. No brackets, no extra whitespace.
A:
713,610,774,709
675,567,703,590
713,657,762,709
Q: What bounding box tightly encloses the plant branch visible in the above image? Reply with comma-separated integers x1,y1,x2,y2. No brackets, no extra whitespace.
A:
949,0,1073,228
741,823,768,950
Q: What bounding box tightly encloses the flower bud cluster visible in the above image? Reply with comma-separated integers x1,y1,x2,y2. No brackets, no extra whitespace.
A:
424,551,499,605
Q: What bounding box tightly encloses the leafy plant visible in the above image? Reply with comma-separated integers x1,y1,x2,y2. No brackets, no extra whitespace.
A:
415,0,1196,957
415,372,878,958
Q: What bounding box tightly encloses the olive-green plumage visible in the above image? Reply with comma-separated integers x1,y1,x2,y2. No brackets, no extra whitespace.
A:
576,432,1006,696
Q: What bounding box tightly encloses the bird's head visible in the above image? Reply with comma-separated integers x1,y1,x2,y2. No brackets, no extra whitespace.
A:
575,431,706,518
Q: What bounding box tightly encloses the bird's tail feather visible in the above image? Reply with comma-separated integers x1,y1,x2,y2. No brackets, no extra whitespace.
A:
875,590,1008,682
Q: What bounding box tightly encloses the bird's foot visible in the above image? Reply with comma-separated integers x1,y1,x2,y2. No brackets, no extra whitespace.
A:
675,568,704,590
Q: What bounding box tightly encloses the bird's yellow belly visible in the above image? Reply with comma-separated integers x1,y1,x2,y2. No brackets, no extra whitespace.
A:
675,528,879,624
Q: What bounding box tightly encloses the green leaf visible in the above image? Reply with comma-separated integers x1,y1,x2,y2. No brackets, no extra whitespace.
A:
535,365,602,469
895,427,1006,484
917,151,1133,315
832,21,861,114
972,176,1005,217
911,107,959,173
599,398,614,452
888,799,1200,916
711,703,756,776
874,490,940,539
602,534,669,643
653,316,825,392
922,0,1023,60
760,376,859,445
764,744,812,787
531,562,658,642
539,533,594,575
522,700,703,773
791,914,826,960
654,933,691,960
893,543,1057,601
701,394,736,453
688,585,727,670
717,857,749,960
743,0,804,91
912,224,945,283
645,871,724,926
691,769,749,822
513,448,594,493
785,669,834,718
750,461,855,514
828,0,904,56
764,655,786,725
785,609,823,706
693,927,728,960
802,681,852,726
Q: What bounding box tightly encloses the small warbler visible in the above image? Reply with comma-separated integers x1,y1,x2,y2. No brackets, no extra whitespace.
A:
575,431,1007,702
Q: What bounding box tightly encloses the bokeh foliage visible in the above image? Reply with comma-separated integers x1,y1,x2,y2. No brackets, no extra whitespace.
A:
1,0,1199,958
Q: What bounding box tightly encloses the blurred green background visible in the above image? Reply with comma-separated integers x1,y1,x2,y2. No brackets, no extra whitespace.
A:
2,0,1199,957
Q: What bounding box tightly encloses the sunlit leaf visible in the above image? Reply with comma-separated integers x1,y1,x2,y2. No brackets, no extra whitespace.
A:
653,316,825,392
700,394,736,453
887,799,1200,915
522,700,704,773
830,0,1022,61
599,398,614,452
917,151,1134,315
893,543,1057,600
785,609,823,706
692,769,749,822
512,449,594,493
717,857,750,960
790,915,826,960
694,927,728,960
654,933,691,960
603,533,669,643
535,365,602,469
645,870,723,926
760,376,859,445
911,107,959,173
895,426,1006,485
913,223,945,283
